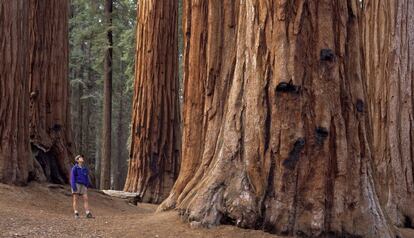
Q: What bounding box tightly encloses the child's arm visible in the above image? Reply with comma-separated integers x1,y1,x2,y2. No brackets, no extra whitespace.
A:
70,167,77,191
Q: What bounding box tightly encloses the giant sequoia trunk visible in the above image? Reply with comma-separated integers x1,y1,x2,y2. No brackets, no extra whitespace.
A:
1,0,72,185
0,0,31,185
363,0,414,228
124,1,180,204
100,0,113,190
159,1,395,237
28,0,73,184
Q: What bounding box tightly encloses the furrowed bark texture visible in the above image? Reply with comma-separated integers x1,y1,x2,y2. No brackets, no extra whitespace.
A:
0,0,31,185
28,0,73,184
0,0,72,185
124,0,180,204
100,0,113,190
159,1,395,237
363,0,414,227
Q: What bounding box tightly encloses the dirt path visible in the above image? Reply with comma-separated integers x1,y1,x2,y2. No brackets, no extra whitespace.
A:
0,183,281,238
1,182,413,238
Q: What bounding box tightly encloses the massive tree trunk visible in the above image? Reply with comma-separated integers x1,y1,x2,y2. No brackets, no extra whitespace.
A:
28,0,73,184
1,0,72,185
159,1,395,237
0,0,31,185
124,1,180,204
100,0,113,190
363,0,414,228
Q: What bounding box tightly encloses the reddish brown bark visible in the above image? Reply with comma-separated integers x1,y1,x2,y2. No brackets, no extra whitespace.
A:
159,1,395,237
0,0,31,185
28,0,73,184
1,0,72,185
100,0,113,190
363,0,414,227
124,1,180,203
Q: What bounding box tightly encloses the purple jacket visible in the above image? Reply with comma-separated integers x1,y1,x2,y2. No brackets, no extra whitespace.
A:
70,164,89,191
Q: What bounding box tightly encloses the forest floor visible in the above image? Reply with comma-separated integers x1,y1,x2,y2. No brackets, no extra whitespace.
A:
0,182,281,238
1,182,413,238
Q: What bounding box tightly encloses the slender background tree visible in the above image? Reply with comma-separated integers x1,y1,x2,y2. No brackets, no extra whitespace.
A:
100,0,114,190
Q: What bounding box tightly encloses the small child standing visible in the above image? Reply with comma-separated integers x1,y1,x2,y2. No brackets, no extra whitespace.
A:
70,155,93,219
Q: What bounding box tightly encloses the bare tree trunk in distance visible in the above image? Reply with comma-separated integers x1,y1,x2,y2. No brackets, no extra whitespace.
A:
100,0,113,190
124,1,180,203
363,0,414,228
113,90,122,190
159,1,396,237
112,60,124,190
0,0,31,185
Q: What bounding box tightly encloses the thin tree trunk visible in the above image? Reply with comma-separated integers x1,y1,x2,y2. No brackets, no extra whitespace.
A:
0,0,31,185
113,80,123,190
124,0,180,204
159,1,395,237
111,60,125,190
119,94,129,189
363,0,414,228
78,82,84,153
86,41,97,185
100,0,113,190
95,130,101,188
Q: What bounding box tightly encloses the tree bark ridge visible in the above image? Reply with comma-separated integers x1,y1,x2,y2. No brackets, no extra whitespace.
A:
124,0,180,204
28,0,73,184
159,1,395,237
363,0,414,227
0,0,31,185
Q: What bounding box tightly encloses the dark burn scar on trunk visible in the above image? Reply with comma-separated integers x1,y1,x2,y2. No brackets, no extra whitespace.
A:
51,124,62,132
283,138,306,170
320,49,335,62
315,127,329,145
356,99,364,112
404,215,413,228
275,81,300,94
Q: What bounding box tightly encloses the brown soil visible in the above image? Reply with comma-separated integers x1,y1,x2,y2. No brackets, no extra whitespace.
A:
1,182,413,238
0,182,283,238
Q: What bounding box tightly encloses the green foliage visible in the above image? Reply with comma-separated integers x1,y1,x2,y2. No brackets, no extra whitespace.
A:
113,0,137,94
69,0,183,187
69,0,137,180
